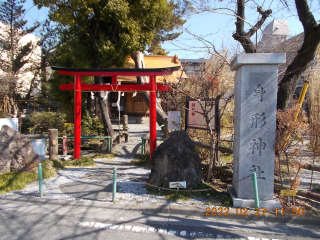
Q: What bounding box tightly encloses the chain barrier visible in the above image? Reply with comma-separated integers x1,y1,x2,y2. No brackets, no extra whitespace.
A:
132,175,303,215
131,174,252,192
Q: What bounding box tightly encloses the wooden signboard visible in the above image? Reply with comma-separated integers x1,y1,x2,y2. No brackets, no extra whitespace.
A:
186,99,216,130
281,190,297,196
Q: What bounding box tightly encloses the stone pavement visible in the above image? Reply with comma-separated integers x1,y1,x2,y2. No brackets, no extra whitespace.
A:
0,194,320,239
59,123,159,200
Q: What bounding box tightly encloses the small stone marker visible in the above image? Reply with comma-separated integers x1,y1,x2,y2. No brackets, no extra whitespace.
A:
123,115,128,130
228,53,285,208
49,129,58,159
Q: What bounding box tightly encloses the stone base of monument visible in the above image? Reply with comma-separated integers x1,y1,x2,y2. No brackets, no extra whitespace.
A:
228,186,281,209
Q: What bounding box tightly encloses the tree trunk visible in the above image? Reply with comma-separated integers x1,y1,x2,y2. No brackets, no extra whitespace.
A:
141,92,168,126
277,0,320,111
206,134,215,182
87,92,95,114
9,96,18,118
131,51,168,126
95,76,115,138
232,0,272,53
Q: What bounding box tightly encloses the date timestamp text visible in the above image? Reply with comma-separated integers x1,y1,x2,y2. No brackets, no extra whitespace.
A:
205,207,304,216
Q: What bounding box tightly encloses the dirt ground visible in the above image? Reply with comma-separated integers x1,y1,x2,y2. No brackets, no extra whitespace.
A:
275,190,320,216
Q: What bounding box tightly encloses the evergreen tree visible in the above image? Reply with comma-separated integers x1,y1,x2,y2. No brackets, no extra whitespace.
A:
34,0,186,137
0,0,40,117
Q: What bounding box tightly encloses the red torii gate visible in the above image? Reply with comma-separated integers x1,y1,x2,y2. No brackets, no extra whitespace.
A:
52,66,179,160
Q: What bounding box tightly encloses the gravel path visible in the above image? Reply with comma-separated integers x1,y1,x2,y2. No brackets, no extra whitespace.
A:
287,140,320,191
5,124,220,207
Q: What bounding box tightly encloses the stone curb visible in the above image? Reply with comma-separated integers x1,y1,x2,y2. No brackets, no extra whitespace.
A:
1,194,319,227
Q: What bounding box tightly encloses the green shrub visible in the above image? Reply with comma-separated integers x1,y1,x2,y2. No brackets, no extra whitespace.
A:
93,153,117,159
29,111,67,134
62,157,95,167
131,154,151,167
41,160,56,178
49,159,65,169
61,123,74,137
81,110,104,136
49,157,96,168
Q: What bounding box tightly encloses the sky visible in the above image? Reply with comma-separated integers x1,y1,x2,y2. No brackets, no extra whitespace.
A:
161,1,320,59
21,0,320,60
23,0,48,23
161,12,305,59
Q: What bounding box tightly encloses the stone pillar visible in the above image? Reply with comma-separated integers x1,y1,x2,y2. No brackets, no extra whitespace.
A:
228,53,285,208
123,115,128,130
49,129,58,159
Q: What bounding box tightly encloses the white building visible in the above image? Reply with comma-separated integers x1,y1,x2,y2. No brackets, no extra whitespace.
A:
258,20,290,53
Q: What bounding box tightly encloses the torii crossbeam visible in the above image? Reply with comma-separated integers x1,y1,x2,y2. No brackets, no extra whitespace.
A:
52,66,179,160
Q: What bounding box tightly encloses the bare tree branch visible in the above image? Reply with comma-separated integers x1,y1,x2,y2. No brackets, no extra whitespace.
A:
232,0,272,53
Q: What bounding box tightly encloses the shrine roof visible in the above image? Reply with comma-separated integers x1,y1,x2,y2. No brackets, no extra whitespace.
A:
124,55,187,82
51,65,180,75
52,55,188,83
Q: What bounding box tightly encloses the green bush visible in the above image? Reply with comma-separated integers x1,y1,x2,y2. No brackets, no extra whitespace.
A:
131,154,151,167
62,157,95,167
81,110,104,136
93,153,117,159
49,157,96,168
41,160,56,178
49,159,65,169
29,111,67,134
61,123,74,137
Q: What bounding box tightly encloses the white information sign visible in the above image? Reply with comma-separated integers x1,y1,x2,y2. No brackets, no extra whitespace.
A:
169,181,186,189
168,111,181,130
0,118,19,131
31,139,47,160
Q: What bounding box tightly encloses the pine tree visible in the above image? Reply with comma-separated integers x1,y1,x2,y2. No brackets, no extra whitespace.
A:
0,0,40,117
